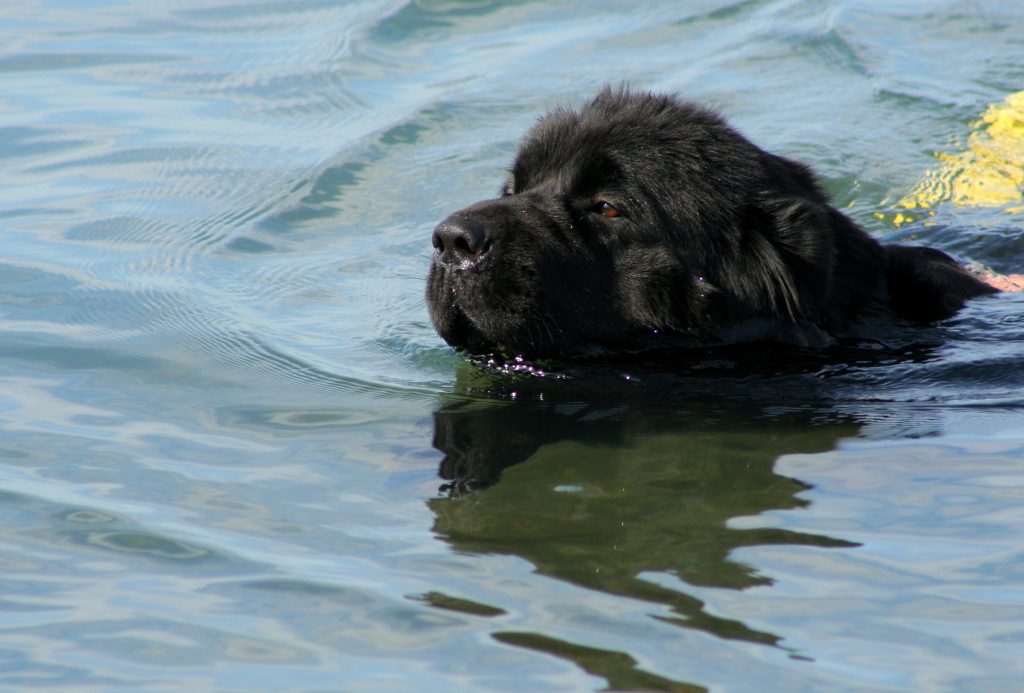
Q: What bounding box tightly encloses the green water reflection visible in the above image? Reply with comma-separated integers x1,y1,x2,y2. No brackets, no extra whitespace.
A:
429,362,861,686
494,631,705,693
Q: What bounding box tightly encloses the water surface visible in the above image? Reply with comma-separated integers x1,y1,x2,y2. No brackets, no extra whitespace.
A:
1,1,1023,690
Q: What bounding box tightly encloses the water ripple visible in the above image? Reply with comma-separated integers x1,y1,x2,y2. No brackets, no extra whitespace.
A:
3,1,1024,689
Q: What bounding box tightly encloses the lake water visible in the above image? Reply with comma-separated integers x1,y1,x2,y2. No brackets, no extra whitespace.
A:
2,1,1023,690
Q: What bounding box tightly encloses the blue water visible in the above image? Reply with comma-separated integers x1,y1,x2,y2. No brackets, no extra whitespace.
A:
2,1,1024,690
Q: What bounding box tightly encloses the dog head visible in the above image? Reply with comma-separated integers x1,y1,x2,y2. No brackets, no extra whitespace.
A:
426,88,863,359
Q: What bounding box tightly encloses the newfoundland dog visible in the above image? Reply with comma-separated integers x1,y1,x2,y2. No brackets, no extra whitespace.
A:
426,88,998,360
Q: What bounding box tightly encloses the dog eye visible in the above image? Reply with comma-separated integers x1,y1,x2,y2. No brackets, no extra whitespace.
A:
594,201,620,218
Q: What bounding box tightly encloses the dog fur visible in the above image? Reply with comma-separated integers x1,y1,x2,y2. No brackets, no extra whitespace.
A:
426,88,996,359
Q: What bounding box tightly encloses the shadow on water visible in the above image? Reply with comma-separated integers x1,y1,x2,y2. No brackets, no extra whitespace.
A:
425,343,945,689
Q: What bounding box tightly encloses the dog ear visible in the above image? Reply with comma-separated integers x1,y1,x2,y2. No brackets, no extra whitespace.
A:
884,245,997,322
725,197,836,322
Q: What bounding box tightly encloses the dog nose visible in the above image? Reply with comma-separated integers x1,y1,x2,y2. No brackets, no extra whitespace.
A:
432,216,490,268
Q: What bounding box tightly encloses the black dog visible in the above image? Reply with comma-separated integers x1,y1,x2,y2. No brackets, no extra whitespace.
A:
426,88,997,359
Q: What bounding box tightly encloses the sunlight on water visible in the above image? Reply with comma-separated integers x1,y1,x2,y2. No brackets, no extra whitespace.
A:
880,90,1024,226
0,0,1023,690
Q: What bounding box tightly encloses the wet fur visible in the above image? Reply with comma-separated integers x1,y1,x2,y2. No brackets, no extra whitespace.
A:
426,88,996,359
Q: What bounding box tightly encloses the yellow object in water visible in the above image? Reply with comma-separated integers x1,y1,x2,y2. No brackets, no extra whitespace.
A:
878,91,1024,227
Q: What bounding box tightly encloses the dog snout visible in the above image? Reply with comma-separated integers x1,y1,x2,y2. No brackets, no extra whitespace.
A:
432,215,491,269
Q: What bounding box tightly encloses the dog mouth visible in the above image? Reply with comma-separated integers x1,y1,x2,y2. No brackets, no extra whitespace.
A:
440,303,486,351
430,270,559,357
428,268,495,352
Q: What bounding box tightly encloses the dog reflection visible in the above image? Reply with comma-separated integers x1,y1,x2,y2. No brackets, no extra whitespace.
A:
429,373,859,647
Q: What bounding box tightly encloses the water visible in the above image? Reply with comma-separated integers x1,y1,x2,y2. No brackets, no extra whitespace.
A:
1,1,1023,690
